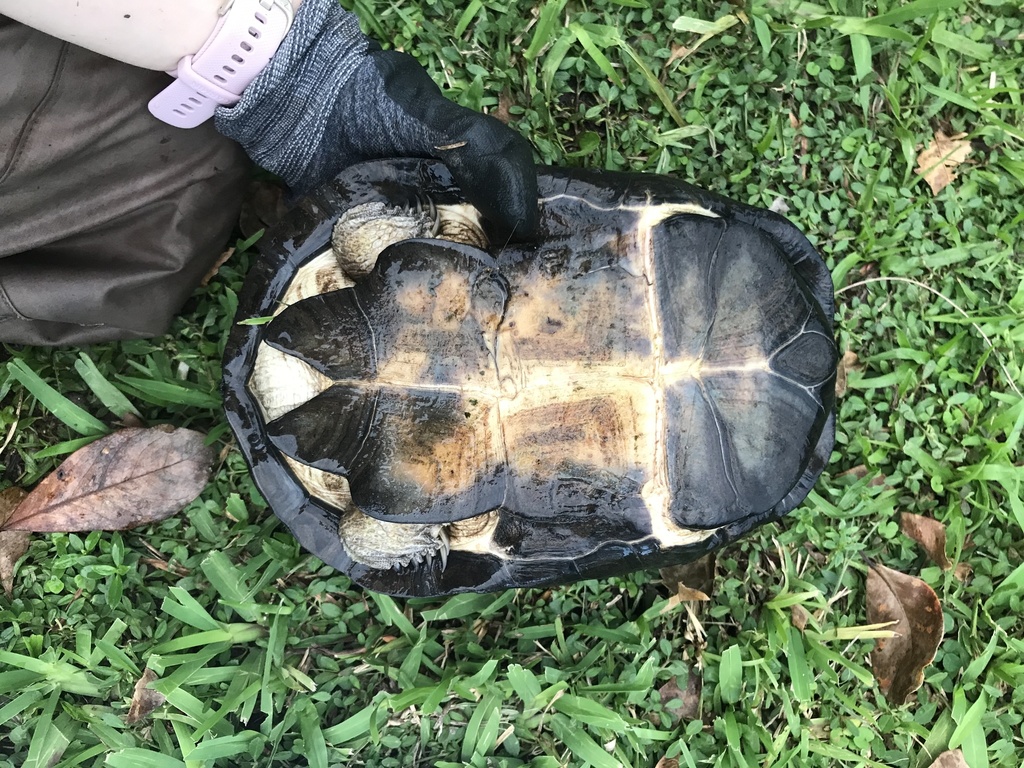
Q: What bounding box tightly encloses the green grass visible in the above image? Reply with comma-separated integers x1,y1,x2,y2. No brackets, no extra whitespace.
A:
2,0,1023,765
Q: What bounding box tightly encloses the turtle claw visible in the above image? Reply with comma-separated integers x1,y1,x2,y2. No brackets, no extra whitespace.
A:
338,512,453,573
437,527,450,572
397,526,451,572
413,195,440,236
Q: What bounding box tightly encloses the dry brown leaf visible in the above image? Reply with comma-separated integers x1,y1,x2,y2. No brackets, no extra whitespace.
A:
660,553,716,597
200,247,235,287
0,530,30,598
493,89,514,124
238,179,290,240
658,670,702,723
900,513,952,570
866,563,943,705
791,604,810,632
141,556,189,577
125,668,166,724
0,488,30,596
676,585,710,602
835,464,888,488
789,111,809,180
929,749,969,768
3,427,212,532
915,131,972,195
118,412,146,429
953,562,973,583
665,43,690,68
835,350,859,398
837,464,869,480
0,486,25,528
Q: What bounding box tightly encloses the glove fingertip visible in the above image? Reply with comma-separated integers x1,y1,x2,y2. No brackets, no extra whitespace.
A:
440,117,540,242
479,156,540,242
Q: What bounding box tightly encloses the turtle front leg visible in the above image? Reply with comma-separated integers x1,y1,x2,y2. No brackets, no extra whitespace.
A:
331,201,438,278
339,507,450,571
331,200,489,279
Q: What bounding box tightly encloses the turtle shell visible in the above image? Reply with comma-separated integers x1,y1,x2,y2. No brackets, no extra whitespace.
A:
223,158,837,597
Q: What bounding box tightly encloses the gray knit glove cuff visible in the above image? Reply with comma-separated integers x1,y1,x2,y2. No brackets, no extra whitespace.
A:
215,0,538,238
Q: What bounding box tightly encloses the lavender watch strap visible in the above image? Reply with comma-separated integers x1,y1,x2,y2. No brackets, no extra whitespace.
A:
148,0,293,129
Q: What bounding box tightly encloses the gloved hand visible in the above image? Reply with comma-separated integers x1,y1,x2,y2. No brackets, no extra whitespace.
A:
215,0,538,239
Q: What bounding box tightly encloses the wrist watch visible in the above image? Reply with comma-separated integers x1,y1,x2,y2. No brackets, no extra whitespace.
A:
148,0,293,129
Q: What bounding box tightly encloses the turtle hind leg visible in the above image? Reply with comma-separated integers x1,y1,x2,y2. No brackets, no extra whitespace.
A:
339,508,450,572
435,204,489,249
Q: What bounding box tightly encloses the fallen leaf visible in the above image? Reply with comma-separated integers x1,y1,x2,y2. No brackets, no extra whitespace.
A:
658,670,702,723
929,749,969,768
791,604,810,632
837,464,869,480
141,557,190,577
125,668,166,724
677,585,710,602
3,427,213,532
835,464,888,487
660,553,716,597
866,563,943,705
835,350,859,398
953,562,973,583
915,131,972,195
118,412,146,429
0,488,30,596
789,111,809,181
0,487,26,528
200,247,235,287
493,89,514,124
900,513,952,570
665,43,690,68
238,179,290,240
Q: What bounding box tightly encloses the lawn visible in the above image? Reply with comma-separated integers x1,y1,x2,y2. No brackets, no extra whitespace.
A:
1,0,1023,765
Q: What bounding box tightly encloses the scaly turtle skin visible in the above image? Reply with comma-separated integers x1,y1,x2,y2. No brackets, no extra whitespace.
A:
223,158,837,597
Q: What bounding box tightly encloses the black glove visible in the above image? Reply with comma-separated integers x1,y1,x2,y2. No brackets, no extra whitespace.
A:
215,0,538,239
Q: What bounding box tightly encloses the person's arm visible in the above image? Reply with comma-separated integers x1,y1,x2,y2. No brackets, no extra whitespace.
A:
2,0,538,238
0,0,299,71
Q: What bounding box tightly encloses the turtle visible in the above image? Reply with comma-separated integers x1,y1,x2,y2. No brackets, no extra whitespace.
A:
223,158,837,597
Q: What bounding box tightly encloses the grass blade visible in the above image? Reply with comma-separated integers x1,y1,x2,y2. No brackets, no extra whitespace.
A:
524,0,568,59
453,0,483,38
106,749,187,768
186,732,262,761
617,39,687,128
31,436,99,459
74,353,142,420
6,360,108,437
550,714,620,768
570,23,623,87
114,376,222,409
718,645,743,704
871,0,963,26
931,26,993,60
298,699,329,768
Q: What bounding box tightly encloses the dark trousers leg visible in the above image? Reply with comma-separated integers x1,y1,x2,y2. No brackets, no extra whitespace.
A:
0,16,252,345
